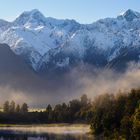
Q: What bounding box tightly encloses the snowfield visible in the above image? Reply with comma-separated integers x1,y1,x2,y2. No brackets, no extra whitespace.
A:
0,9,140,71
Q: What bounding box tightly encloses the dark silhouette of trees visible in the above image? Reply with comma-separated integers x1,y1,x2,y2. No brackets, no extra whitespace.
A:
3,101,9,113
90,89,140,140
15,104,20,113
80,94,88,106
21,103,28,113
132,100,140,139
46,104,52,112
3,101,28,113
0,94,91,124
1,89,139,140
9,101,16,113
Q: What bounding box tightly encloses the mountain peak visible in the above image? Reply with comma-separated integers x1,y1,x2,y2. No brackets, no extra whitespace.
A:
120,9,140,21
28,9,41,14
14,9,47,26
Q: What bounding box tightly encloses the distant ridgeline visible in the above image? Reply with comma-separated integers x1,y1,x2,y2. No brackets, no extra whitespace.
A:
0,9,140,73
0,89,140,140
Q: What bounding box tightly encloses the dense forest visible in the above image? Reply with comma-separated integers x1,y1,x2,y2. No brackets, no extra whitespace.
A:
0,89,140,139
0,94,93,124
91,89,140,140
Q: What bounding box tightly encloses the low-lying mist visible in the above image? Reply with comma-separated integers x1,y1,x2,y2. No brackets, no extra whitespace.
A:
0,62,140,108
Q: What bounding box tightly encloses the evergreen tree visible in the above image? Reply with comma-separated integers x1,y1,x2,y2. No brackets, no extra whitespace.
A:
3,101,9,113
9,101,16,113
132,100,140,139
15,104,21,113
21,103,28,113
46,104,52,112
81,94,88,106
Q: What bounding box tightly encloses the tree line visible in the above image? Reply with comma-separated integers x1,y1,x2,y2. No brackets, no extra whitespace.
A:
0,94,93,124
90,89,140,140
3,101,28,113
0,89,140,139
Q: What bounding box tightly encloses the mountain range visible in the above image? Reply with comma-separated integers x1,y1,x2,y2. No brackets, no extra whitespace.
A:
0,9,140,106
0,9,140,73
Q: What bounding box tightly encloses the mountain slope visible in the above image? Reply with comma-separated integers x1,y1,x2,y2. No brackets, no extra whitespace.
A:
0,44,40,86
0,44,91,107
0,9,140,72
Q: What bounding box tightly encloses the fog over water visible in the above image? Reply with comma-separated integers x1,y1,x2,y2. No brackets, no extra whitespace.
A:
0,125,90,134
0,125,93,140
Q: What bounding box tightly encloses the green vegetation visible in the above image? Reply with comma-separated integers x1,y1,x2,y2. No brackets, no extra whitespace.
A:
0,94,92,124
0,89,140,139
90,89,140,140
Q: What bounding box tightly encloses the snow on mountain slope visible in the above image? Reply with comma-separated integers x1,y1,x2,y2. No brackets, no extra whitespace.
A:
0,9,140,71
0,9,81,70
14,9,47,27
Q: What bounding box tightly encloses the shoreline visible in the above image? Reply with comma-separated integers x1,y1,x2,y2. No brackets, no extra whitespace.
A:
0,123,90,127
0,124,92,135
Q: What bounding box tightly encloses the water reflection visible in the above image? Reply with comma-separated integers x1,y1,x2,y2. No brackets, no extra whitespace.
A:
0,133,93,140
0,126,94,140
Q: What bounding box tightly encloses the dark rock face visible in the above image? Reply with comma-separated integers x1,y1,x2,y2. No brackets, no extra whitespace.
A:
123,9,139,21
106,47,140,72
0,9,140,74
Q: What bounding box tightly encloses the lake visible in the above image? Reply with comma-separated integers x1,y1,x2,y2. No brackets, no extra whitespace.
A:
0,124,94,140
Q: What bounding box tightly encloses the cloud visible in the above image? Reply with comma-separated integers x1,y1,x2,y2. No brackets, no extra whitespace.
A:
77,64,140,99
0,62,140,107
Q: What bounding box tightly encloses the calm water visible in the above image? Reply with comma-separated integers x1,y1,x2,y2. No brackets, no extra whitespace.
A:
0,125,94,140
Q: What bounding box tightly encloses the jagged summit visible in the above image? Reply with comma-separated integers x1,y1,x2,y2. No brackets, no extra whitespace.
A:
14,9,47,27
0,9,140,72
119,9,140,21
13,9,80,30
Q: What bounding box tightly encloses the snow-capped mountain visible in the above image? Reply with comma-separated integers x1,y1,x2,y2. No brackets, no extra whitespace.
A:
0,9,140,72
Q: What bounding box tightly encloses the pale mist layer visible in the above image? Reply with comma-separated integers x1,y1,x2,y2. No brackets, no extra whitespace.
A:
0,62,139,108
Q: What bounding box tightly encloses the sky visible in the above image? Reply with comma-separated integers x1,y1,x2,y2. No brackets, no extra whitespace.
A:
0,0,140,23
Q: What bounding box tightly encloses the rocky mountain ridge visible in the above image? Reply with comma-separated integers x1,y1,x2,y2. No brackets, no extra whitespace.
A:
0,9,140,72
